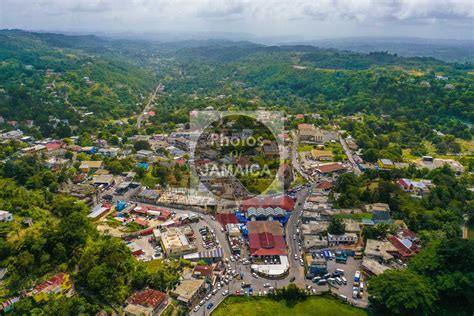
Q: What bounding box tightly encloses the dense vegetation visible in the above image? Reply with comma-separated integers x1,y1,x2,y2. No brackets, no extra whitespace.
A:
0,30,156,138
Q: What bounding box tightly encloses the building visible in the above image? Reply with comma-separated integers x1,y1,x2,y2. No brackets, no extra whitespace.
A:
389,236,419,259
136,189,160,204
159,227,197,258
31,273,72,302
312,162,347,176
171,279,206,306
378,159,395,169
398,178,433,196
262,141,279,158
136,150,155,160
0,211,13,222
310,149,333,161
342,219,361,234
362,257,391,276
88,203,112,220
247,221,287,257
20,144,47,155
79,160,103,173
182,247,224,264
124,288,167,316
192,265,216,283
327,233,358,246
364,239,398,263
242,195,294,212
98,147,119,158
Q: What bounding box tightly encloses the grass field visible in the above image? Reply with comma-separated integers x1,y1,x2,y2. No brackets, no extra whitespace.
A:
212,296,367,316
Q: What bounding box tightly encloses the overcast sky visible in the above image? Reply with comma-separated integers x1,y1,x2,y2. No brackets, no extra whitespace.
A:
1,0,473,40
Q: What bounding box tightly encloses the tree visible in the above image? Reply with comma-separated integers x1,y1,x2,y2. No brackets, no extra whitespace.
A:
134,140,151,151
328,217,345,235
369,269,437,315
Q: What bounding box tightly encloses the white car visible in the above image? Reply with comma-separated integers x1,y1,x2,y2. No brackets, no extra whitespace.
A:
252,273,259,278
222,290,229,296
194,306,200,312
212,288,218,295
199,300,205,306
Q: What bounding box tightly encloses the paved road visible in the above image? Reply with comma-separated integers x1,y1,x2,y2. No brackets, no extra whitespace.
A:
339,136,362,175
285,187,311,287
136,83,163,129
290,132,312,182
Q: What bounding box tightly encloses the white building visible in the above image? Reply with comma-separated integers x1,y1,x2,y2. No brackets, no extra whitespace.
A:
0,211,13,222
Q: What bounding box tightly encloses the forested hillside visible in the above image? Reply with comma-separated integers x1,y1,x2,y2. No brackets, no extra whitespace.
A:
0,30,156,137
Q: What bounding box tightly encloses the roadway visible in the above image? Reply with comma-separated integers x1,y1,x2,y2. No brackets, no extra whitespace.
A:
290,131,312,182
339,136,362,175
136,83,163,129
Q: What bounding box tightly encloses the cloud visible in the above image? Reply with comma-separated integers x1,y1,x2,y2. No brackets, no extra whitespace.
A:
0,0,472,39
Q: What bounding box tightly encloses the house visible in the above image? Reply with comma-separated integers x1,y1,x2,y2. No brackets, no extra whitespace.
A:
171,279,206,306
79,160,103,173
124,288,167,316
247,221,287,257
0,211,13,222
79,146,97,155
315,180,332,192
98,147,119,158
262,141,279,158
192,265,217,284
372,210,392,224
398,178,433,196
31,273,72,302
136,150,155,160
378,159,395,169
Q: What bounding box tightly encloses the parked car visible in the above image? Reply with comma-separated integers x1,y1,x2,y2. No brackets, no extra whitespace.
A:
207,303,214,310
222,290,229,296
193,305,200,312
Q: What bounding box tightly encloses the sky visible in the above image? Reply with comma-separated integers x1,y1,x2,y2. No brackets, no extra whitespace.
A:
1,0,473,41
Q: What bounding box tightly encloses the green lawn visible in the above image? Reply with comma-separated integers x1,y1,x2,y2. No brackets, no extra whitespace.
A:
212,296,367,316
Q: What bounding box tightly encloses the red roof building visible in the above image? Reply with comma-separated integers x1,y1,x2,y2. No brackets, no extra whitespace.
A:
46,142,62,151
216,213,238,227
126,288,167,311
248,221,287,256
314,163,347,175
317,180,333,190
389,236,419,258
242,195,295,212
193,265,215,278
